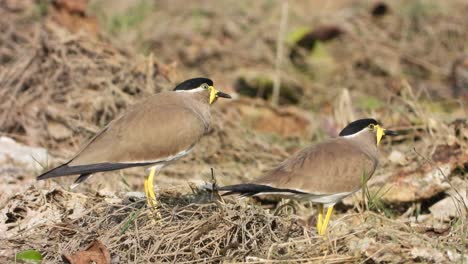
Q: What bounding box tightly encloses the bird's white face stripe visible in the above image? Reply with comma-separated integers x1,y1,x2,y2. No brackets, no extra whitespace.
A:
341,127,368,138
175,87,205,93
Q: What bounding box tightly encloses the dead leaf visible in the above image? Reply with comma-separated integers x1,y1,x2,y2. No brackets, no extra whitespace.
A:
62,240,110,264
48,0,99,35
53,0,88,13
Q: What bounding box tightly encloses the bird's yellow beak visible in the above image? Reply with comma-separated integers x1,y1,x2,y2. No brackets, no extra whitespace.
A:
375,125,398,145
208,86,231,104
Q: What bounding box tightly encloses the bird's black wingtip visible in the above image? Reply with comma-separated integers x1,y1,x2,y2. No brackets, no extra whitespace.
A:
36,163,70,180
37,161,156,181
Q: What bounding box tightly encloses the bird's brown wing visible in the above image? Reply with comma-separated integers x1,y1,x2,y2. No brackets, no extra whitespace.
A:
255,138,378,194
69,92,208,166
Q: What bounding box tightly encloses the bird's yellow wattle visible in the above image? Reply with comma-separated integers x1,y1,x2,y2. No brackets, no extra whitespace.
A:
208,86,217,104
376,125,385,145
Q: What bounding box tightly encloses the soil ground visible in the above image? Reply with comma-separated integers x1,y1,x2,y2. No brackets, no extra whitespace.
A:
0,0,467,263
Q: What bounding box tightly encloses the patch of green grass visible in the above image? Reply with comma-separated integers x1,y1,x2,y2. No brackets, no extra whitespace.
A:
307,42,335,80
15,249,42,263
401,0,440,19
120,208,143,234
357,95,384,111
400,0,443,34
110,1,152,34
191,8,212,18
26,0,49,22
308,42,330,61
90,0,154,35
361,172,395,218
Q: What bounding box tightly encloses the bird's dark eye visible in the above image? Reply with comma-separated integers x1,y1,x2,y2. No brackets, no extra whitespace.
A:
368,124,375,130
201,83,209,89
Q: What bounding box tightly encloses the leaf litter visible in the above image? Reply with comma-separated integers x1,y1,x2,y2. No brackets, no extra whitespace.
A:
0,1,467,263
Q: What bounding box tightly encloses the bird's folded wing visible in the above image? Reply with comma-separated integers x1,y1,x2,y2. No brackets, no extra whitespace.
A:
69,96,207,166
255,139,377,194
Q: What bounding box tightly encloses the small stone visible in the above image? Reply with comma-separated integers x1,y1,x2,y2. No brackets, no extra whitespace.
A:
410,247,447,263
447,249,468,262
124,192,146,199
388,150,407,165
429,189,467,220
372,163,452,203
410,247,446,263
0,136,48,171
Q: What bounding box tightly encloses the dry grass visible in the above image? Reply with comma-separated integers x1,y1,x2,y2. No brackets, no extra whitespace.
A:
0,1,467,263
0,16,166,152
1,184,466,263
99,0,468,108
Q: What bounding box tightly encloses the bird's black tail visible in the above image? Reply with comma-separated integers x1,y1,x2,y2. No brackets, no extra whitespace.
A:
218,183,306,197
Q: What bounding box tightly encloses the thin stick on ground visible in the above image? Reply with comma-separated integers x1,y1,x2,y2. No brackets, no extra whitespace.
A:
271,1,288,107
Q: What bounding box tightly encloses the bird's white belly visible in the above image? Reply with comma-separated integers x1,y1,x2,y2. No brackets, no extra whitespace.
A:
301,191,354,206
252,189,356,208
147,146,195,171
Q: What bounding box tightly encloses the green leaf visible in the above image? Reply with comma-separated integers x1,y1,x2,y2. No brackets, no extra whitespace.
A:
15,250,43,263
287,26,311,44
309,42,331,61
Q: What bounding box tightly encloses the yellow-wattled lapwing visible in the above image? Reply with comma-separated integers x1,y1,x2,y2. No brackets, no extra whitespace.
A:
219,118,397,235
37,78,231,216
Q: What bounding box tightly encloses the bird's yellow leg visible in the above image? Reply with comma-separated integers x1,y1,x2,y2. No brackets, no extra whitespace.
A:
144,177,150,201
147,167,157,206
320,206,334,235
317,204,324,234
145,167,161,219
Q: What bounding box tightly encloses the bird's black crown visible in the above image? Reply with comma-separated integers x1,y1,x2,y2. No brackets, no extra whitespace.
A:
173,77,213,91
339,118,378,136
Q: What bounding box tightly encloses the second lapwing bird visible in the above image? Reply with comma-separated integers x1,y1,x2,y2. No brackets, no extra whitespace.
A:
219,118,397,235
37,77,231,216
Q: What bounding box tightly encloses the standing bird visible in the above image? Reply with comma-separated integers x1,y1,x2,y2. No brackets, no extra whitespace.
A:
37,78,231,214
219,119,398,235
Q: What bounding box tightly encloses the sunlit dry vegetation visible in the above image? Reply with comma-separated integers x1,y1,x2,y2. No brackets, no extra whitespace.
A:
0,0,466,263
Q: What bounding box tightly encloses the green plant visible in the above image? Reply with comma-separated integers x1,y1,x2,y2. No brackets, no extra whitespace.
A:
120,207,143,234
360,172,394,217
15,249,42,263
90,0,154,35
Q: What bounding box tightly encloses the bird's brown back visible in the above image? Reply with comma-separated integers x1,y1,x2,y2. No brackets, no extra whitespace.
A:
69,91,211,166
255,138,378,194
